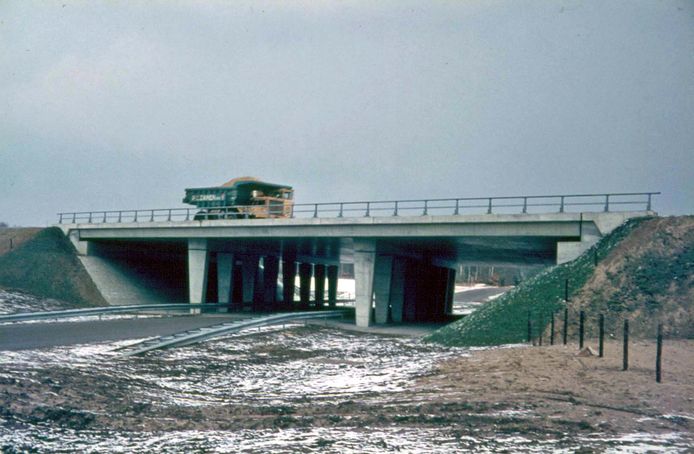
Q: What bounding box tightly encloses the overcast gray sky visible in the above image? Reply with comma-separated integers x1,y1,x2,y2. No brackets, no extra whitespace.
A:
1,0,692,226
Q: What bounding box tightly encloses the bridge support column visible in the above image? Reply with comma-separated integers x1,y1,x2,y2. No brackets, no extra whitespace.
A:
299,263,312,309
217,253,234,311
314,264,326,309
327,265,339,308
241,255,259,309
373,256,393,324
263,255,279,310
282,256,297,308
389,258,406,323
444,268,456,316
188,239,209,312
354,239,376,327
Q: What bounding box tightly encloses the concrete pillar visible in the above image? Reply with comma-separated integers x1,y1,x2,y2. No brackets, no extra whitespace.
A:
373,256,393,324
299,262,312,309
188,239,209,310
402,261,419,322
389,258,406,323
314,264,326,309
217,253,234,307
263,255,280,310
241,255,259,307
444,268,456,316
327,265,339,308
282,258,297,308
354,239,376,327
253,257,265,311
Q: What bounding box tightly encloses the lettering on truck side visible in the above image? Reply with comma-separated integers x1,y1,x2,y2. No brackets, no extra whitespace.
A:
191,194,224,202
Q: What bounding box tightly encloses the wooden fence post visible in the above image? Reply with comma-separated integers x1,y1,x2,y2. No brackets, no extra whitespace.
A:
563,308,568,345
579,310,585,349
623,319,629,371
598,314,604,358
656,323,663,383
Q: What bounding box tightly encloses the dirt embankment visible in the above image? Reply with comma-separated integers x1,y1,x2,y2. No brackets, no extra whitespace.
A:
569,216,694,339
0,227,106,308
0,228,43,256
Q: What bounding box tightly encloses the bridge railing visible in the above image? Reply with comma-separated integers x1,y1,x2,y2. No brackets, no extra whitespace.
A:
57,192,659,224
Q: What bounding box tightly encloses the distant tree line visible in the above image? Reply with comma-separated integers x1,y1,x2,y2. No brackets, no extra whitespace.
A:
0,222,8,229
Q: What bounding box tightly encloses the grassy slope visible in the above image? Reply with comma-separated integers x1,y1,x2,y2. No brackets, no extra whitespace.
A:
0,227,106,307
426,217,650,347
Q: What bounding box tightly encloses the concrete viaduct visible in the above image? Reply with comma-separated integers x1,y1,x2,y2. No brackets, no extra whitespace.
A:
58,193,657,328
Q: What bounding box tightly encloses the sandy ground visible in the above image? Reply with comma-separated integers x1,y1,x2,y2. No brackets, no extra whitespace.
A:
417,339,694,437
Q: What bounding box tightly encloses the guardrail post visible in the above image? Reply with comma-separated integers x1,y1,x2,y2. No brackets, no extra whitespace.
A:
313,204,319,218
604,194,610,212
393,201,399,216
364,202,370,217
522,197,527,214
72,213,76,223
338,203,344,218
422,200,428,216
58,213,63,224
454,199,460,215
102,212,107,223
167,209,172,221
487,198,493,214
150,210,155,222
559,196,565,213
88,212,93,223
117,211,122,223
134,211,138,222
647,193,652,211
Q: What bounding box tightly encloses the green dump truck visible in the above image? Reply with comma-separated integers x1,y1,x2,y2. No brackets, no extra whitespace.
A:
183,177,294,220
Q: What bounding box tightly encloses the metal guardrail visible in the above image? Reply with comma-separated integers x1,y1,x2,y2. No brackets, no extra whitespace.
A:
57,192,660,224
118,310,349,356
0,303,231,324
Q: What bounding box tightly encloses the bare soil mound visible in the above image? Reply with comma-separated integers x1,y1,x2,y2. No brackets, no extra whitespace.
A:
570,216,694,338
0,228,42,256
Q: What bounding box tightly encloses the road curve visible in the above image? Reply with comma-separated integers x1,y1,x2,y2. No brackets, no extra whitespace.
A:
0,314,246,351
